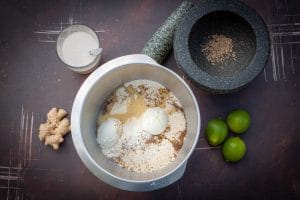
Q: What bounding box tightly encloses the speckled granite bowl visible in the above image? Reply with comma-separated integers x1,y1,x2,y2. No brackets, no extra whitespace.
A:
174,0,270,94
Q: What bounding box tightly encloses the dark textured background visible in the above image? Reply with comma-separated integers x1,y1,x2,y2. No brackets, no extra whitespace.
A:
0,0,299,199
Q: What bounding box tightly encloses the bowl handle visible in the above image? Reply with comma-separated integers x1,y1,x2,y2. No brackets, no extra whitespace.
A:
141,1,193,64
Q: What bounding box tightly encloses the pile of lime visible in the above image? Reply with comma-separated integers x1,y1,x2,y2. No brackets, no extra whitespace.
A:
205,108,251,162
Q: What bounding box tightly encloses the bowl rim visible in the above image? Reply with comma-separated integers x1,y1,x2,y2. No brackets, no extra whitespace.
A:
71,54,201,187
174,0,270,93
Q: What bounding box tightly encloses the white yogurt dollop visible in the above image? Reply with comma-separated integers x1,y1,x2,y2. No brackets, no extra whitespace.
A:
142,107,168,135
97,118,121,149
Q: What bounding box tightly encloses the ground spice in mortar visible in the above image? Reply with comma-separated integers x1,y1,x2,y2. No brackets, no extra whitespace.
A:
202,34,236,66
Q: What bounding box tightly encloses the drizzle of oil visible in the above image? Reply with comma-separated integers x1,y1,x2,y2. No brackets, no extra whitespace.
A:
100,85,147,123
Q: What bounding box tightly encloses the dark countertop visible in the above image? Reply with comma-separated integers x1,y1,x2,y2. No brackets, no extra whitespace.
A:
0,0,299,199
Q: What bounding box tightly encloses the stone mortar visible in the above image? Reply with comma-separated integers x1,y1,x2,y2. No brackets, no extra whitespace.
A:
174,0,270,94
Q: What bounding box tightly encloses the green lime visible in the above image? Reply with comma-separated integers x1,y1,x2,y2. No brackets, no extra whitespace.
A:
205,118,228,146
222,137,246,162
227,109,251,134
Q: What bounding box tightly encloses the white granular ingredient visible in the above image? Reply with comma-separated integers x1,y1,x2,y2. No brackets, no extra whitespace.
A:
124,80,164,91
120,140,176,173
125,80,166,107
98,80,187,173
102,138,122,158
121,117,150,148
110,98,128,115
165,111,186,141
110,87,129,115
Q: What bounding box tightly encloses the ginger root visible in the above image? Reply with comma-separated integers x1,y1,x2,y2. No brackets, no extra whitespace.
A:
39,107,71,150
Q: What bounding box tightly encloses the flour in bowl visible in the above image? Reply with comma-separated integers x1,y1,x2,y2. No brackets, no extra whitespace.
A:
96,80,187,173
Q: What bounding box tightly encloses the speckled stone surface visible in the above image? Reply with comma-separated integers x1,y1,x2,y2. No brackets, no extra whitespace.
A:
174,0,270,94
141,1,193,64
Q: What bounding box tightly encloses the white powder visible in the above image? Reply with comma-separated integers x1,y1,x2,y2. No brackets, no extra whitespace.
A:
165,111,187,142
121,117,150,148
110,98,128,115
124,80,164,91
98,80,187,173
115,86,129,101
61,31,98,67
125,80,167,107
120,140,176,173
102,138,122,158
